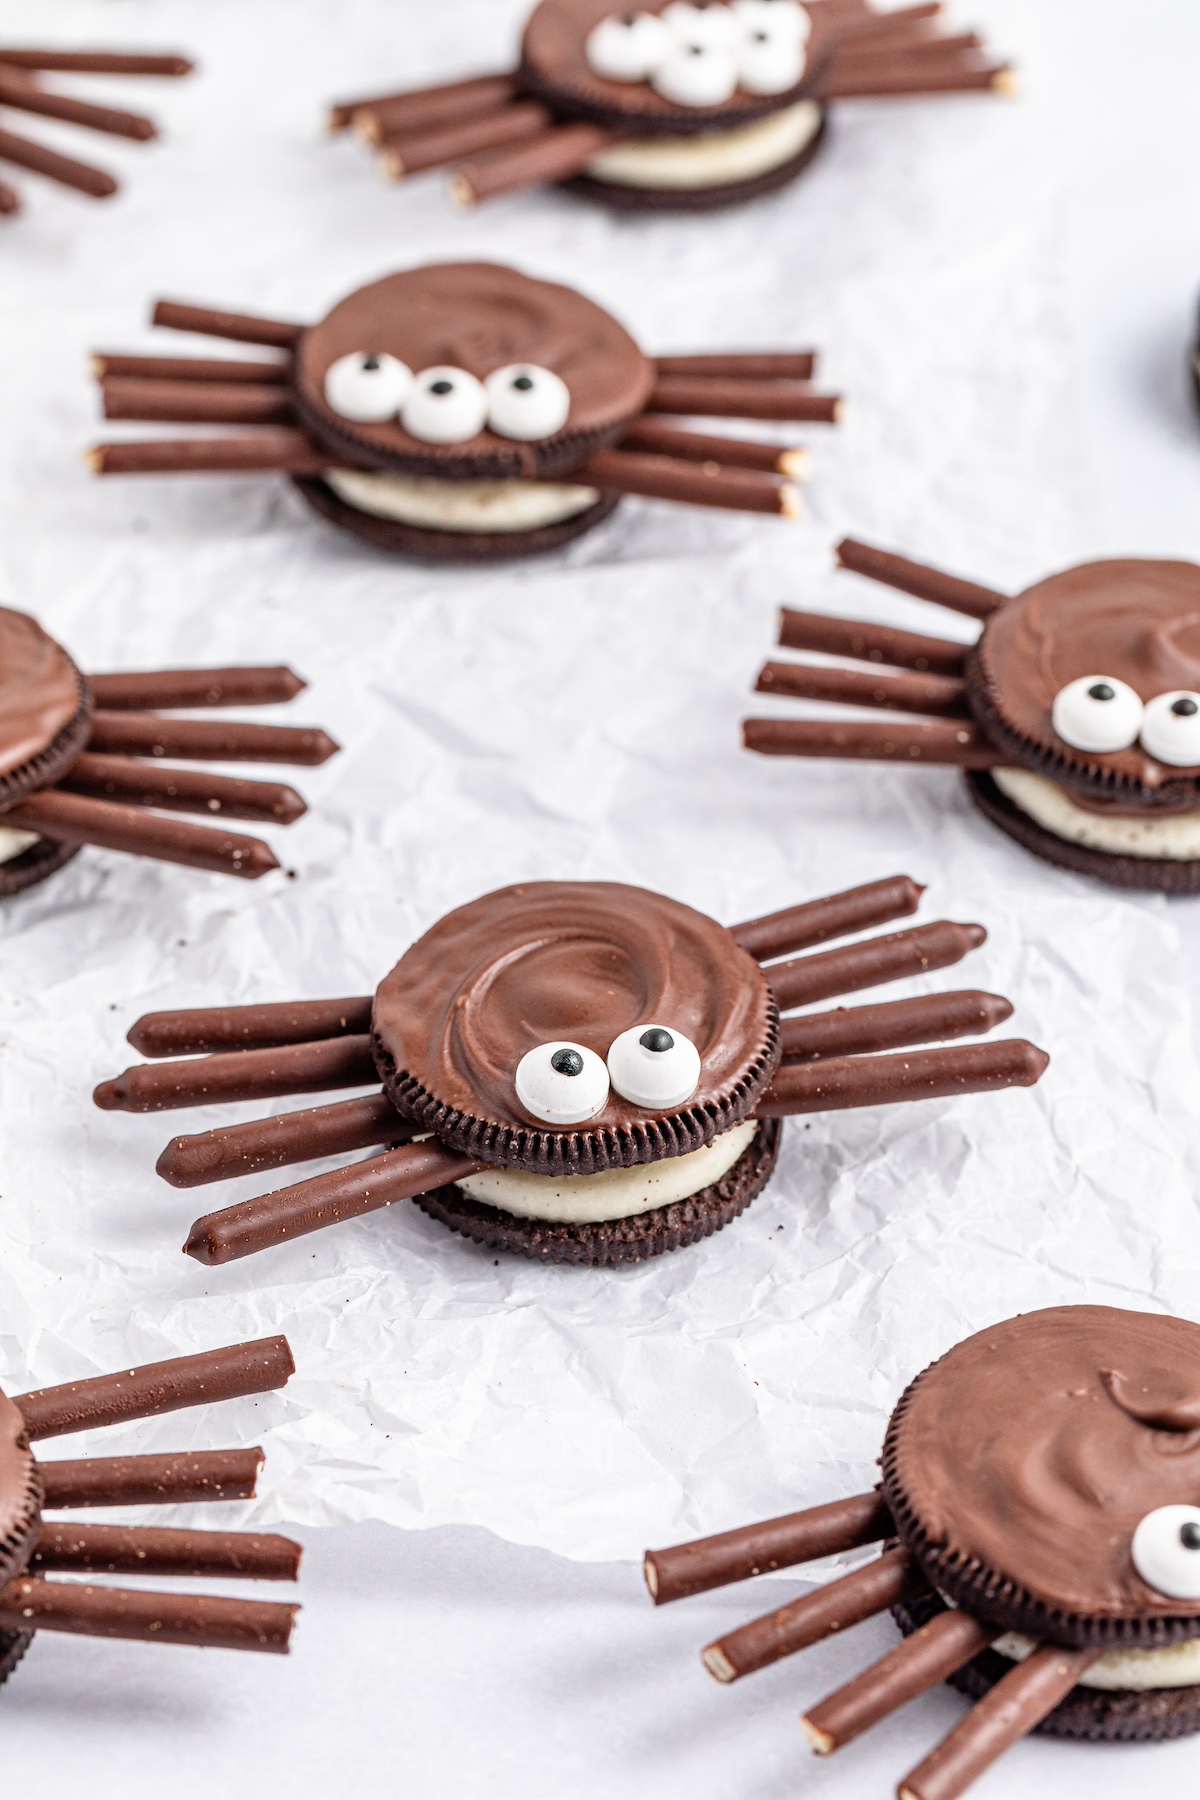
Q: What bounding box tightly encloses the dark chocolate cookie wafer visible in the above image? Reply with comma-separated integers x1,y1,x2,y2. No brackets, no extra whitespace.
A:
98,872,1043,1269
293,476,620,562
562,111,827,210
894,1588,1200,1744
0,837,83,900
414,1115,781,1265
965,770,1200,895
0,609,91,810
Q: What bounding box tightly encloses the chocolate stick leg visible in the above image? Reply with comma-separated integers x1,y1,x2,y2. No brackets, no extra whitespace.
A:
731,875,924,962
157,1092,411,1188
655,354,818,382
0,179,20,214
0,51,194,76
581,448,800,518
780,991,1013,1062
92,355,290,387
185,1142,487,1266
87,711,338,765
16,1335,294,1442
743,716,1002,767
758,1039,1049,1116
38,1448,265,1509
4,791,280,880
329,72,518,138
776,607,969,678
618,419,810,482
644,1491,892,1605
824,64,1012,101
88,665,305,709
0,72,158,141
767,920,986,1011
380,101,553,181
101,375,295,427
649,375,842,424
451,122,615,205
836,539,1006,621
87,434,327,477
755,660,969,717
897,1645,1100,1800
151,300,303,350
802,1610,994,1754
127,995,374,1058
58,755,308,827
32,1522,301,1581
702,1549,923,1682
94,1034,379,1113
0,126,117,198
0,1578,298,1654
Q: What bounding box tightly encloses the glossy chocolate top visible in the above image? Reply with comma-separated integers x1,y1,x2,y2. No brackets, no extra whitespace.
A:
886,1306,1200,1621
292,263,653,479
521,0,829,133
976,560,1200,797
0,1389,39,1588
0,608,86,788
372,880,777,1172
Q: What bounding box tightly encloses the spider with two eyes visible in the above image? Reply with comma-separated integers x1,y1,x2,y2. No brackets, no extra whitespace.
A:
647,1305,1200,1800
745,537,1200,891
94,874,1044,1268
328,0,1009,213
89,261,839,561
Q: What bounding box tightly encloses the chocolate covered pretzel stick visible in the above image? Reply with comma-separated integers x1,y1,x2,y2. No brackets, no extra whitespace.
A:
731,874,924,961
777,607,969,676
331,73,519,139
88,665,305,710
702,1549,923,1682
645,1490,892,1605
87,711,337,764
780,991,1012,1061
16,1336,294,1441
743,716,1002,766
157,1092,410,1188
32,1522,301,1581
101,376,294,427
0,1578,297,1653
151,300,303,350
582,449,799,516
380,101,553,180
93,353,289,386
825,60,1012,101
0,69,157,140
451,121,614,205
87,433,329,477
759,1039,1049,1115
656,354,819,381
4,790,281,879
59,755,307,826
767,920,985,1011
128,995,374,1058
0,50,192,76
803,1610,995,1754
756,660,969,716
649,375,841,424
836,538,1006,619
0,125,116,197
620,420,809,481
39,1448,265,1509
94,1034,379,1112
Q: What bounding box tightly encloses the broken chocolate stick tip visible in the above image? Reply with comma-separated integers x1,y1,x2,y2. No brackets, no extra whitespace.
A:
993,66,1019,95
801,1718,836,1755
644,1491,893,1605
780,483,803,521
778,446,811,481
702,1644,738,1684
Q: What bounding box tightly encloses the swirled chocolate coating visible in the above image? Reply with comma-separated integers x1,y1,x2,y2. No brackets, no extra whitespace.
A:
973,561,1200,799
884,1306,1200,1624
0,608,87,791
521,0,828,134
372,880,777,1174
0,1390,40,1588
292,264,654,481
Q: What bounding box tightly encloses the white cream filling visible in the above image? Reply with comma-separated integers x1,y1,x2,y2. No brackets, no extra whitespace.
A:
993,767,1200,861
584,99,821,190
0,826,38,865
458,1120,758,1225
993,1628,1200,1692
325,469,601,534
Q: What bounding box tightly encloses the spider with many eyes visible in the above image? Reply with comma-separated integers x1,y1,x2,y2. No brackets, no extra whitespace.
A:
328,0,1010,213
646,1306,1200,1800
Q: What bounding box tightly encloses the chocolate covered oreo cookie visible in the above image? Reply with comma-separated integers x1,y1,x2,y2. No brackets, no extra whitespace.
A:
94,873,1044,1269
327,2,1009,214
647,1305,1200,1800
746,538,1200,890
0,611,338,899
89,262,839,559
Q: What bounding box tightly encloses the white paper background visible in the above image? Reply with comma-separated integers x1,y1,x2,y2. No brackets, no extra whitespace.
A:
0,0,1198,1616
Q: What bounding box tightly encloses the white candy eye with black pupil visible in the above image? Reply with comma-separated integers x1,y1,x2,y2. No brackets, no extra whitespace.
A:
484,365,571,441
662,1,740,48
606,1024,702,1110
1140,691,1200,767
585,12,673,80
514,1041,610,1125
1131,1505,1200,1600
732,0,811,41
652,40,739,104
737,22,806,92
323,351,413,422
1051,674,1144,754
400,366,489,445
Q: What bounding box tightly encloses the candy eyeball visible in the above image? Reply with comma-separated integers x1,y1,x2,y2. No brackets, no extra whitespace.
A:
1050,675,1144,754
585,11,674,81
484,365,571,441
323,351,412,423
1132,1505,1200,1601
732,0,811,41
1140,691,1200,767
515,1042,611,1125
652,40,740,105
737,22,806,93
606,1024,702,1110
662,2,741,49
400,367,489,444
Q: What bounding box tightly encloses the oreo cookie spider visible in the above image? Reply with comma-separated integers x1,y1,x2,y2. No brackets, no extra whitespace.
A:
94,874,1044,1268
328,0,1010,214
745,537,1200,892
0,44,190,218
0,1335,299,1691
0,608,336,899
646,1306,1200,1800
88,261,838,561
